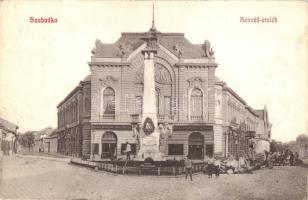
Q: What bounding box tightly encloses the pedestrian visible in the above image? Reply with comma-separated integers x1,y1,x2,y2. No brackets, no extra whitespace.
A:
289,151,294,166
267,152,274,169
214,156,220,177
207,156,214,178
294,152,299,165
125,141,131,160
184,155,193,181
264,150,269,167
286,151,291,166
203,155,210,174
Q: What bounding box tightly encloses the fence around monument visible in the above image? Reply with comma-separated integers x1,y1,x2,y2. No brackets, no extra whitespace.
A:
70,158,204,176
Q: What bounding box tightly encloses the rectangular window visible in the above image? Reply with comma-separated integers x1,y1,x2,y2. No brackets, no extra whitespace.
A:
93,143,99,155
168,144,184,155
135,96,142,114
121,143,137,155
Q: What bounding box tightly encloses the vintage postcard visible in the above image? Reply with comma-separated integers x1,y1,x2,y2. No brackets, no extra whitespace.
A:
0,1,307,200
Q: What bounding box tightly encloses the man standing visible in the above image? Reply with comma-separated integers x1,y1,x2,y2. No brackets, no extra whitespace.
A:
290,151,294,166
214,156,221,177
184,155,193,181
294,152,299,165
207,156,214,178
125,142,131,160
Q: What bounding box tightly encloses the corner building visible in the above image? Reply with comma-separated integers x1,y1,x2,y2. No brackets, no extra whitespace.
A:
57,76,91,157
57,27,271,160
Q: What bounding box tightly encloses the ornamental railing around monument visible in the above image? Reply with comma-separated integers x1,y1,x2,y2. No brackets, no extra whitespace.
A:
70,158,205,176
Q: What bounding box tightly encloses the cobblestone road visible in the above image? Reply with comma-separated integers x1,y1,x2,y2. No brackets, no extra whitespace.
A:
0,155,307,200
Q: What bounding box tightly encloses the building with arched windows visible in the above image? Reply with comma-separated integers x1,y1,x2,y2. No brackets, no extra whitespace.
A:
56,26,271,160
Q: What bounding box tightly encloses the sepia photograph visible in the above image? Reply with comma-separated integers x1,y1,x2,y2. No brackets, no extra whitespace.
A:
0,1,307,199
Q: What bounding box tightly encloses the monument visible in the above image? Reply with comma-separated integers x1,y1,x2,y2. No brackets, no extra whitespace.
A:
135,5,164,161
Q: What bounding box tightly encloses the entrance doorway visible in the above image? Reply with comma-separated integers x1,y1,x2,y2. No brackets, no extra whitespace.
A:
205,144,214,157
188,132,204,159
101,132,117,159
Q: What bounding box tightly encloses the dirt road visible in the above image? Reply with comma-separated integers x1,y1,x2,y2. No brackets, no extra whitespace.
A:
1,155,307,200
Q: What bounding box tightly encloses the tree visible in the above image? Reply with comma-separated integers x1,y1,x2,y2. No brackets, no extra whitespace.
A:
296,134,308,146
19,132,35,151
270,139,287,152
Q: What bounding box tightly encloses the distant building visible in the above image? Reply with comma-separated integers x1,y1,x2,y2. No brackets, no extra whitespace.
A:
43,130,58,154
33,127,54,152
0,117,18,156
299,137,308,158
57,23,271,160
215,78,272,157
299,143,308,158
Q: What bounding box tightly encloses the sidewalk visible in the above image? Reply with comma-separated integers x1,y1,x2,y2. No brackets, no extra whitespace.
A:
15,152,71,163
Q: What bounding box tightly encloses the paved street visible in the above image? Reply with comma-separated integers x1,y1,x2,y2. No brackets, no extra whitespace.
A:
0,155,307,200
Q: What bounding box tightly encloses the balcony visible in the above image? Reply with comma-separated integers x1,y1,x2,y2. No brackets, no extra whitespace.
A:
158,114,175,122
190,115,203,121
99,114,116,121
130,114,175,123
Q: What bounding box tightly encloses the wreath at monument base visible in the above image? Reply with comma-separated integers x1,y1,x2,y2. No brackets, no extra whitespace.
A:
143,117,155,136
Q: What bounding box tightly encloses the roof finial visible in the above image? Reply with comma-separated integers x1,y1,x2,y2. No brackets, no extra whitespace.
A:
151,2,156,31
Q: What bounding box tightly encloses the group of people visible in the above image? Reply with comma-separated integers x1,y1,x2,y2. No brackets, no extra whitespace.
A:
183,149,302,181
184,155,241,181
185,156,223,181
267,150,300,166
206,156,221,178
184,154,255,181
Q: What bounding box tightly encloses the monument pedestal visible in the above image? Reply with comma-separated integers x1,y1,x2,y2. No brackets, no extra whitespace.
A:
136,131,164,161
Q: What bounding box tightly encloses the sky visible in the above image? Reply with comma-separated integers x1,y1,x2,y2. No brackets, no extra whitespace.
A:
0,1,307,142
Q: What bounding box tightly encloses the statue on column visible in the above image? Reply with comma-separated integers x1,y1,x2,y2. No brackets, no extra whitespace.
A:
132,123,141,151
158,123,173,151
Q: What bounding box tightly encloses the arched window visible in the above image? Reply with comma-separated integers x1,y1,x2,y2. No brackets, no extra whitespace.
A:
103,87,115,118
190,88,203,120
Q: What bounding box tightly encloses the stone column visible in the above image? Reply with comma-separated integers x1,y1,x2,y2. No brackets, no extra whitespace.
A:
136,51,163,161
141,51,158,126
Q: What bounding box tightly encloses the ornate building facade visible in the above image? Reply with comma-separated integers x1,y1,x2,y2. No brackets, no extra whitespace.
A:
57,26,271,160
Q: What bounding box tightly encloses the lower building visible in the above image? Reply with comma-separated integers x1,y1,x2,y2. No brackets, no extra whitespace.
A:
0,117,18,156
43,130,58,154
